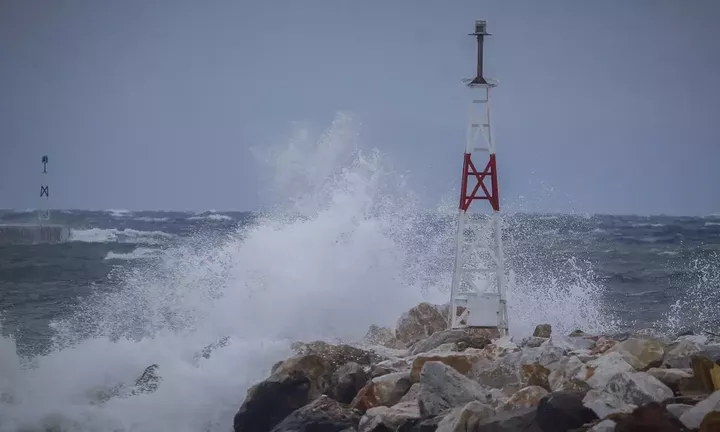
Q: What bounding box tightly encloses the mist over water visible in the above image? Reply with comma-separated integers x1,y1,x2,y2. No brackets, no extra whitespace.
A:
0,113,716,431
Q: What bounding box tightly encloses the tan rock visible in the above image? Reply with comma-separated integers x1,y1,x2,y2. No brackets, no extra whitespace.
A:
371,371,412,407
410,351,477,382
501,385,549,412
605,337,664,371
521,363,551,391
350,382,380,413
272,354,333,399
591,337,617,355
395,302,448,345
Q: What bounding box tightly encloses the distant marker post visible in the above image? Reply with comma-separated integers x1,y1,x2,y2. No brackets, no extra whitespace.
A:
39,155,50,224
448,20,509,336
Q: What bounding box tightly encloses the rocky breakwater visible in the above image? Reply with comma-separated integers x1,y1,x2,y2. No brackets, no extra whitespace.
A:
232,302,720,432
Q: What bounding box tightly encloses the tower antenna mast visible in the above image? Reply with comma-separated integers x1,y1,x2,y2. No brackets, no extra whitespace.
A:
448,20,509,336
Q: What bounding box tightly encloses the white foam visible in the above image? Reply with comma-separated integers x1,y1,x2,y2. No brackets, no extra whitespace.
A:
104,248,163,261
70,228,174,245
106,209,132,218
188,214,233,222
134,216,169,222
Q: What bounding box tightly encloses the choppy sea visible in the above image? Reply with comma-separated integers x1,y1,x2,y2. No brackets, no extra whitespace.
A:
0,115,718,431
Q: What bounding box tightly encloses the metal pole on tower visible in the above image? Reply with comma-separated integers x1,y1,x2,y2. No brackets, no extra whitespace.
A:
448,20,509,336
39,155,50,225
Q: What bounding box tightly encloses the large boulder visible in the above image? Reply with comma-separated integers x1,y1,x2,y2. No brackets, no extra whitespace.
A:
582,389,636,418
234,371,313,432
533,324,552,338
417,361,494,417
270,395,361,432
605,337,665,371
351,371,412,412
410,351,479,382
395,303,448,345
233,354,333,432
329,362,368,404
472,342,564,395
576,352,635,389
603,371,674,406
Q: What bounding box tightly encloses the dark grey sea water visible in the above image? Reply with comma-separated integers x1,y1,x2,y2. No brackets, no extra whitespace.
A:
0,207,719,431
2,209,719,358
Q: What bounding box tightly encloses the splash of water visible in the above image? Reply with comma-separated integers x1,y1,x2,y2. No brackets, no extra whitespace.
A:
0,112,620,431
660,251,720,335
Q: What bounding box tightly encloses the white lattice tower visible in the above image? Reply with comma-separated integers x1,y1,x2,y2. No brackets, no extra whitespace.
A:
448,20,509,336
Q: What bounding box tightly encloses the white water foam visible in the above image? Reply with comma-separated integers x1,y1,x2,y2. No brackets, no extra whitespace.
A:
0,112,621,431
188,214,233,222
70,228,174,245
104,248,164,261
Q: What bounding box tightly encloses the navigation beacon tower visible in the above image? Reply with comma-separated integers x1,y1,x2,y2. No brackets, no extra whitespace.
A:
448,20,509,336
39,155,50,224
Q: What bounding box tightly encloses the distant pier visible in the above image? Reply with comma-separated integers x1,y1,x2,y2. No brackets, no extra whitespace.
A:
0,224,70,245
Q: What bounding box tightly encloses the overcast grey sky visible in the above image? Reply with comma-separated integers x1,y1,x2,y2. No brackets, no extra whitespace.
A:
1,0,718,215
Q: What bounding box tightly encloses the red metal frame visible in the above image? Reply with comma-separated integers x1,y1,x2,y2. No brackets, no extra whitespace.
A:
459,153,499,212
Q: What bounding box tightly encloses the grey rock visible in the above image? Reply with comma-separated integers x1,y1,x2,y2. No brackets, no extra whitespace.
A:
271,395,361,432
582,389,635,418
329,362,368,404
417,361,493,417
603,371,673,406
472,408,540,432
